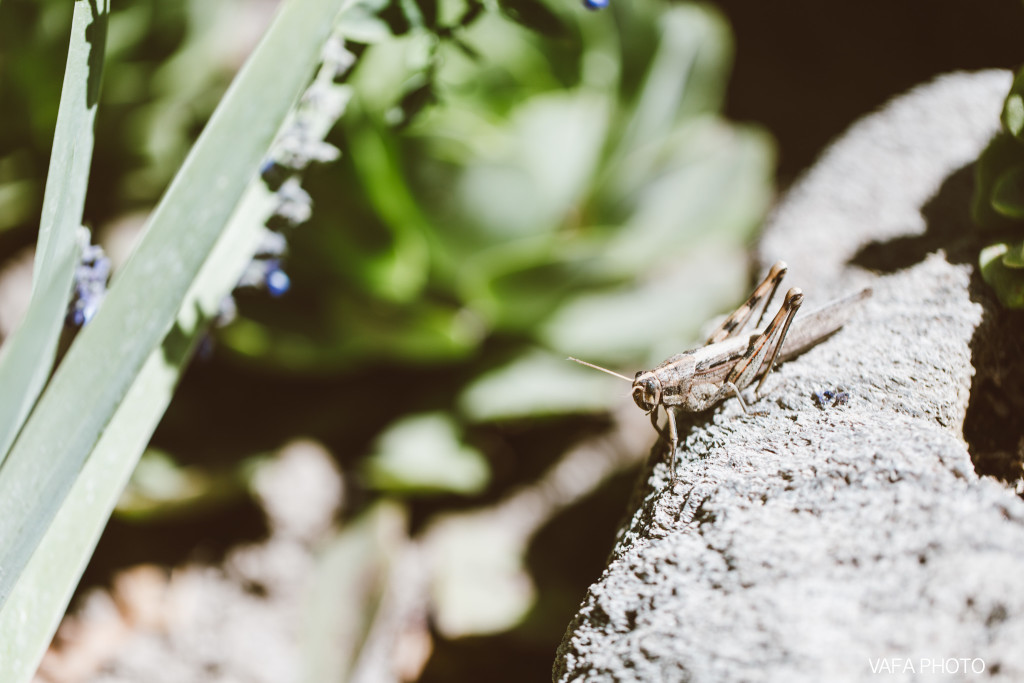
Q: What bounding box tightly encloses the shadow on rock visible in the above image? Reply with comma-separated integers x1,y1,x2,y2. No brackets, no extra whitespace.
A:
850,162,1024,492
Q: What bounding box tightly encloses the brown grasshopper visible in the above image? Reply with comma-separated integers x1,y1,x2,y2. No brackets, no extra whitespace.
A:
569,261,871,483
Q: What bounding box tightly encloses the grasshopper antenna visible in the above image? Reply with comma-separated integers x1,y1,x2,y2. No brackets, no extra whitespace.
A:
567,356,633,382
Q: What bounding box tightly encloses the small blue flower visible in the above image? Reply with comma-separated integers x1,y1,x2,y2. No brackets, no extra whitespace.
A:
237,258,291,298
271,177,313,228
230,29,353,322
259,158,288,190
583,0,609,10
255,230,288,259
65,229,110,328
812,389,834,407
265,263,291,297
812,388,850,409
271,124,341,172
66,292,101,327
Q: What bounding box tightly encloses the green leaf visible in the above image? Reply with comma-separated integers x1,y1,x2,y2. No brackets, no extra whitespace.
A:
1004,93,1024,140
346,102,432,302
426,510,535,637
1001,239,1024,269
0,0,106,465
400,0,427,29
972,132,1024,230
981,242,1024,308
114,450,249,521
991,163,1024,219
599,122,774,276
454,91,610,241
1002,67,1024,140
541,248,749,363
458,349,619,421
335,3,394,44
363,413,490,495
303,501,408,682
0,176,279,683
616,4,732,154
0,0,354,672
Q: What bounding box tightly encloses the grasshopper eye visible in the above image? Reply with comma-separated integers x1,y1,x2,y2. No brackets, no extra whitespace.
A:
632,376,660,412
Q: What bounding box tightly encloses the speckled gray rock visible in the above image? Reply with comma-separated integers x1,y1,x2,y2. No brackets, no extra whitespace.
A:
554,70,1024,683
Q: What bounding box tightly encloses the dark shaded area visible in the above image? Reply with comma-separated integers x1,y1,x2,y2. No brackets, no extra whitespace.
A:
78,494,269,592
851,164,1024,490
717,0,1024,185
153,340,608,478
966,306,1024,485
93,335,616,562
420,468,637,683
84,0,108,108
850,165,981,272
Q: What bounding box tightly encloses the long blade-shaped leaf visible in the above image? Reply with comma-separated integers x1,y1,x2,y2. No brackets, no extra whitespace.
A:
0,179,277,682
0,0,108,463
0,0,350,609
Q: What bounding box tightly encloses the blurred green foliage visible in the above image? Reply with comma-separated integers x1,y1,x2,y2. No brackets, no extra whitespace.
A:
0,0,776,675
219,0,774,423
1,0,774,534
973,67,1024,307
2,0,774,415
0,0,264,234
363,412,490,494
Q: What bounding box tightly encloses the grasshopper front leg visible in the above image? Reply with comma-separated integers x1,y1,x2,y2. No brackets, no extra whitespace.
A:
661,289,803,484
649,405,682,485
655,404,682,486
667,406,680,486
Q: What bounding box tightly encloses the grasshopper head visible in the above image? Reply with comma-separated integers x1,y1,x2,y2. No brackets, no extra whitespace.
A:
632,372,662,412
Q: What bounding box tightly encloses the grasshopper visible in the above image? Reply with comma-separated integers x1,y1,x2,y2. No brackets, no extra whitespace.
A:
569,261,871,483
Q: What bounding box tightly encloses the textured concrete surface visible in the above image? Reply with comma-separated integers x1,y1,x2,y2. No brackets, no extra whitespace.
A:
555,70,1024,682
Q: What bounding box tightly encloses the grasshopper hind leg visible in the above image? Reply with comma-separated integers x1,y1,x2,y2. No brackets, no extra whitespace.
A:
705,261,788,344
721,287,805,409
754,287,803,397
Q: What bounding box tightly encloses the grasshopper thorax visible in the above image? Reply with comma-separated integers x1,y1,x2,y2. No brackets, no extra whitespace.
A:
632,371,663,412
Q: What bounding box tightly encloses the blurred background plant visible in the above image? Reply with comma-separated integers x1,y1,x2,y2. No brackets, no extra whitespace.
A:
0,0,772,679
5,0,1020,681
974,66,1024,308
